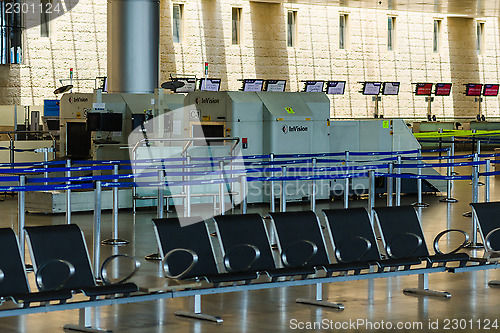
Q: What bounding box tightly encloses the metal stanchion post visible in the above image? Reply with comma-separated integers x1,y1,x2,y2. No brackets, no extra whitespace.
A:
270,153,275,213
145,170,164,261
9,139,14,166
387,163,393,207
396,155,401,206
219,161,225,215
368,170,375,224
280,166,287,212
412,149,429,207
344,151,349,209
477,140,485,186
464,153,482,248
240,175,247,214
93,181,102,275
310,158,317,212
184,156,192,218
18,175,26,266
66,159,71,225
102,165,128,246
451,136,458,175
43,149,49,186
440,149,457,203
52,138,57,160
485,159,491,203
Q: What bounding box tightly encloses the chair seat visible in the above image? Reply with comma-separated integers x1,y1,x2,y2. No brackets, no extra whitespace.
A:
80,282,138,297
324,262,370,273
204,271,259,284
427,253,470,264
10,290,73,304
377,257,422,268
264,266,316,278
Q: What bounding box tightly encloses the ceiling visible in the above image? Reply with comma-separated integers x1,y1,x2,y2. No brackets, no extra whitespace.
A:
250,0,500,18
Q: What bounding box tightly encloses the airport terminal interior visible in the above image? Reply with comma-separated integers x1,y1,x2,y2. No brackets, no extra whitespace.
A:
4,0,500,332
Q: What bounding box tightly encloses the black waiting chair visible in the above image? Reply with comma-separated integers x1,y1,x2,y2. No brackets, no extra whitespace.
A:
323,208,422,272
153,216,264,323
0,228,73,307
213,213,324,281
268,211,369,309
374,206,470,298
470,202,500,259
25,224,139,299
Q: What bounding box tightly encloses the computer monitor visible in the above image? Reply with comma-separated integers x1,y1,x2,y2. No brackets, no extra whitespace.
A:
415,83,433,96
303,81,324,93
325,81,346,95
86,112,101,131
199,78,221,91
362,82,382,95
101,113,123,132
483,84,500,96
382,82,400,95
264,80,286,92
435,83,452,96
465,84,483,96
242,79,264,92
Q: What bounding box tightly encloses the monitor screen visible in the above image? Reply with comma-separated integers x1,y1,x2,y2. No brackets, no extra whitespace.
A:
200,78,221,91
435,83,452,96
325,81,346,95
242,79,264,92
101,113,123,132
484,84,500,96
415,83,433,96
86,112,101,131
382,82,400,95
465,84,483,96
304,81,324,93
46,119,60,131
264,80,286,92
363,82,382,95
175,78,197,93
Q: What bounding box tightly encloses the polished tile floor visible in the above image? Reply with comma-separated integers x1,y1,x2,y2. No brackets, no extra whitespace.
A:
1,159,500,332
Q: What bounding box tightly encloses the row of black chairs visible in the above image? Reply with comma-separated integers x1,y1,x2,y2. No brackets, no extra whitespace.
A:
152,205,479,322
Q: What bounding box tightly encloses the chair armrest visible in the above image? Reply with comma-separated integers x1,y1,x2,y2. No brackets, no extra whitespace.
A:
485,227,500,254
100,254,141,285
386,232,423,259
433,229,469,255
162,248,199,279
281,240,318,267
35,259,75,291
223,244,261,273
335,236,372,263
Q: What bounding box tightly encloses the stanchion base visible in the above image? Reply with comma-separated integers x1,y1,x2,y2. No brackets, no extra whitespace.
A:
463,211,472,217
451,172,459,175
145,253,162,261
101,238,129,246
412,202,429,208
464,242,484,249
440,197,458,203
470,182,485,186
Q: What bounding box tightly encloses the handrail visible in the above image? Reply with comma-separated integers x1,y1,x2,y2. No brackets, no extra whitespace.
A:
131,137,240,158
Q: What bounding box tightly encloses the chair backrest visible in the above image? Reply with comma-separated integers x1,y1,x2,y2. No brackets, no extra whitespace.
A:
25,224,96,290
268,211,330,268
0,228,30,296
213,214,276,273
470,202,500,248
323,208,382,263
374,206,430,259
152,217,219,279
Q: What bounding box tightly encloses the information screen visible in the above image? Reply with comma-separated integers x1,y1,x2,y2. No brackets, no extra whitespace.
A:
304,81,325,92
200,78,221,91
382,82,400,95
465,84,483,96
435,83,452,96
326,81,346,95
101,113,123,132
264,80,286,92
242,79,264,92
362,82,382,95
483,84,499,96
415,83,433,96
175,78,197,93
